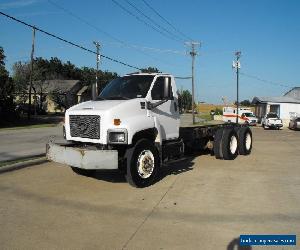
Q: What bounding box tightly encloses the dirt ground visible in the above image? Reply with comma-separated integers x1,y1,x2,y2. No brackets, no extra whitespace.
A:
0,127,299,249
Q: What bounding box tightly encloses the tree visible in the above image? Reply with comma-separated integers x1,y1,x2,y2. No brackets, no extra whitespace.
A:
0,47,11,99
0,47,16,121
140,67,160,73
178,90,192,111
12,56,119,111
240,99,251,106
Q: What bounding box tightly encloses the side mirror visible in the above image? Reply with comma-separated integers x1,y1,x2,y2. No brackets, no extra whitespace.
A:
163,78,171,100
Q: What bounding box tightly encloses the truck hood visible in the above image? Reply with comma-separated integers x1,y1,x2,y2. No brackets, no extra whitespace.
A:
68,100,126,111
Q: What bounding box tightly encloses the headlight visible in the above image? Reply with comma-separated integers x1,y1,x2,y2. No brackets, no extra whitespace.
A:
108,129,128,144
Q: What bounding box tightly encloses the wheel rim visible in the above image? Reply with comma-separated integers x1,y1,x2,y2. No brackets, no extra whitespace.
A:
245,132,252,150
229,135,238,154
137,150,155,179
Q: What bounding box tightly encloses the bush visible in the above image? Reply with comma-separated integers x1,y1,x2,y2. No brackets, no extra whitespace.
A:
215,108,223,115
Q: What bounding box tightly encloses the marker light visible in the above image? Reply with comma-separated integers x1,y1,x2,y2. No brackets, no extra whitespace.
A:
114,119,121,126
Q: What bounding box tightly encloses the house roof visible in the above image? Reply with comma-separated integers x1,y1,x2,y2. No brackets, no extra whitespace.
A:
32,80,81,94
252,96,300,104
284,87,300,96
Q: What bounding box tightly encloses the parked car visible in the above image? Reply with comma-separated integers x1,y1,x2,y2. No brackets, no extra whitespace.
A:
289,117,300,130
261,112,283,130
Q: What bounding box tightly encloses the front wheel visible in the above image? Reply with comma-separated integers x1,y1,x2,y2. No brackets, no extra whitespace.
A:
125,139,160,188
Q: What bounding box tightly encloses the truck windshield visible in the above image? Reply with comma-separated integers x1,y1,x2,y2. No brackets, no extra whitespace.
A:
97,75,154,100
267,113,279,118
244,113,255,117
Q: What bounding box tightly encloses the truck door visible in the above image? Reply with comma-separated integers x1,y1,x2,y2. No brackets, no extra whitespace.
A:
150,76,180,140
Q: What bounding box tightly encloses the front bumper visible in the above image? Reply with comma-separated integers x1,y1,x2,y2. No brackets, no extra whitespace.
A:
46,142,118,170
268,123,283,128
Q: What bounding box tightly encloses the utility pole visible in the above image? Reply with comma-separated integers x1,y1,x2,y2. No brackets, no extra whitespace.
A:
93,41,100,100
233,51,241,124
28,27,36,120
186,41,200,124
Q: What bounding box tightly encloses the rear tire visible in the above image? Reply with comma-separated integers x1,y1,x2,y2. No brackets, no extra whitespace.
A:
213,128,224,159
222,128,238,160
125,139,160,188
237,127,252,155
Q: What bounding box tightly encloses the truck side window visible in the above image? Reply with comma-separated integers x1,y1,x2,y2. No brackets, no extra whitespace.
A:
151,77,173,100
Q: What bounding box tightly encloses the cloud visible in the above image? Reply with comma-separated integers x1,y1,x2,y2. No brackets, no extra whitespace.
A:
0,0,40,10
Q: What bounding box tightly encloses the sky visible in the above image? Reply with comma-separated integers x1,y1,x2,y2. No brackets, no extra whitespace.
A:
1,0,300,103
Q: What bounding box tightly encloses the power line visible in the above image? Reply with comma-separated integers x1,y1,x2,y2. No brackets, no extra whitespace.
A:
123,0,184,42
0,11,141,70
47,0,184,71
240,72,295,88
141,0,193,41
48,0,185,55
111,0,182,43
48,0,126,47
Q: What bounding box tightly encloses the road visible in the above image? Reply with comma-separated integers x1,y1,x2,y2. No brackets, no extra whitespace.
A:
0,128,299,249
0,126,63,162
0,114,207,162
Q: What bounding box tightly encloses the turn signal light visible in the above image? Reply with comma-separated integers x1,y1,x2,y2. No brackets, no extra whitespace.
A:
114,119,121,126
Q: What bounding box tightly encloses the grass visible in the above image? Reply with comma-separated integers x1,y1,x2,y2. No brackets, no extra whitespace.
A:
197,112,213,121
0,156,45,168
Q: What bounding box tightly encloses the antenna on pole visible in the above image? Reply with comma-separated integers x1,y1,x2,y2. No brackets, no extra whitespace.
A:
185,41,200,124
93,41,101,100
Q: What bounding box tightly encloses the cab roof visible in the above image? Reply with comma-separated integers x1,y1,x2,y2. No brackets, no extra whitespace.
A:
124,72,171,77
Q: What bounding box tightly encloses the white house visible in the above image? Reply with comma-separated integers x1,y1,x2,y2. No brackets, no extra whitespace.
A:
252,87,300,127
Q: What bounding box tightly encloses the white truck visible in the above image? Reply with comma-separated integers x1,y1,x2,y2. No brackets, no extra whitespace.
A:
261,112,283,130
46,73,253,187
223,107,258,125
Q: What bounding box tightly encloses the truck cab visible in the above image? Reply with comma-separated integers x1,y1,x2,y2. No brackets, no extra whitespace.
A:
65,73,180,145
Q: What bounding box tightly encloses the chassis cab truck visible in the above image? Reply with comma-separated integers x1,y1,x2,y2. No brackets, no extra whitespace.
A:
46,73,253,187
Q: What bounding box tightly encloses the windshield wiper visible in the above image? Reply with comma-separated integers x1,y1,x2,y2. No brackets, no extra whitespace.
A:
96,97,106,101
106,96,130,100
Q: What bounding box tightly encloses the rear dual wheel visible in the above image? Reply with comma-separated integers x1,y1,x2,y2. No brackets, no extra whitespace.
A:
237,127,252,155
214,128,238,160
214,127,252,160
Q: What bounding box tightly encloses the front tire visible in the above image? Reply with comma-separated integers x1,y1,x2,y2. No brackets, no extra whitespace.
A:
125,139,160,188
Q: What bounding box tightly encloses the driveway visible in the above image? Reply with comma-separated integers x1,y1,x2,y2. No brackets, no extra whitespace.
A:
0,125,63,162
0,128,299,249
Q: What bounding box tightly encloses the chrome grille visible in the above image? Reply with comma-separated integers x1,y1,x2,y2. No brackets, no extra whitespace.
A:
69,115,100,139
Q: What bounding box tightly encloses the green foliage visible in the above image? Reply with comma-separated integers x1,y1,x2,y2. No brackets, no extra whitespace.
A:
140,67,160,73
214,107,223,115
178,89,192,111
240,99,251,106
0,47,17,122
12,57,119,102
49,90,68,111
